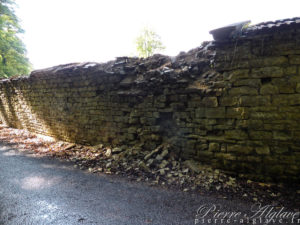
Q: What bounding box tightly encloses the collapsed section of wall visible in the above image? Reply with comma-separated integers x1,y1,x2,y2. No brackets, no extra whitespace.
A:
0,18,300,182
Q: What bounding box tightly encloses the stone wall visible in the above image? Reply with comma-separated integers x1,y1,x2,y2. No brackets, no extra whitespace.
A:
0,21,300,182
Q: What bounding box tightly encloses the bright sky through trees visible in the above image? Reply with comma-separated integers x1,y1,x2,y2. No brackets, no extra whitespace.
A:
15,0,300,70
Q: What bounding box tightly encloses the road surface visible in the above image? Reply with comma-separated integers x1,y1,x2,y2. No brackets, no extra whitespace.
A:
0,143,261,225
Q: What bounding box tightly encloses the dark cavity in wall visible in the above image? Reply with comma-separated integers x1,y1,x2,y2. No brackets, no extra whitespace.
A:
261,77,272,84
156,112,176,138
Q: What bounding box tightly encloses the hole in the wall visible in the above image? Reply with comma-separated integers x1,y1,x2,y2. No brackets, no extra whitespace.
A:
261,77,272,84
156,112,176,138
96,90,102,95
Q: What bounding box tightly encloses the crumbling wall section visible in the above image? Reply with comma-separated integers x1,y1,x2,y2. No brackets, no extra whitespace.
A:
0,25,300,182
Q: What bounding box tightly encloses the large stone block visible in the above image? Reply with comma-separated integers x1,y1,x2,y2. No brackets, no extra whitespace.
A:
226,107,249,119
201,97,218,107
208,142,220,152
255,146,270,155
249,56,288,67
289,55,300,64
228,87,258,96
296,83,300,93
215,153,236,161
249,131,272,140
260,84,279,95
205,107,226,118
251,67,284,78
273,131,292,141
239,95,271,106
272,94,300,105
225,69,249,80
233,79,261,88
219,96,239,106
227,145,253,154
224,130,248,140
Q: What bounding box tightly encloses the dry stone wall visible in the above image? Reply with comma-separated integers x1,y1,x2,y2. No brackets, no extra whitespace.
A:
0,22,300,182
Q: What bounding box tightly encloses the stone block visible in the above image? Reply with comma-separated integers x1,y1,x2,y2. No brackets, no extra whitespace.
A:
296,83,300,93
284,66,297,75
219,96,239,106
226,107,249,119
205,107,226,118
208,142,220,152
249,130,272,140
228,87,258,96
272,94,300,105
201,97,218,107
273,131,292,141
233,79,261,88
251,67,284,78
236,119,263,129
225,130,248,140
249,56,288,67
239,95,271,106
226,69,249,80
195,108,205,118
215,153,236,161
227,145,253,154
260,84,279,95
255,146,270,155
289,55,300,64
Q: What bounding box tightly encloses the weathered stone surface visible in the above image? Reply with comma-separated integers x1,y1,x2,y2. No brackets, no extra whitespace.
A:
226,107,249,119
289,55,300,64
219,96,239,106
0,21,300,183
255,146,270,155
233,79,261,88
208,143,220,152
201,97,218,107
249,131,272,140
273,131,292,141
249,56,288,67
226,69,249,80
183,160,204,173
251,67,284,78
239,96,271,106
227,145,253,154
260,84,279,95
296,83,300,93
205,107,226,118
228,87,258,96
224,130,248,140
272,94,300,105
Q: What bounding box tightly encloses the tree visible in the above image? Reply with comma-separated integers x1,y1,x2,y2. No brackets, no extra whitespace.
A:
135,27,165,58
0,0,30,78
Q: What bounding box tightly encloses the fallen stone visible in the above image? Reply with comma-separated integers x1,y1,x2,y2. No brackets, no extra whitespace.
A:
159,160,169,169
64,143,76,150
112,147,123,153
105,148,112,157
183,160,204,174
158,169,166,176
144,145,164,161
138,161,151,172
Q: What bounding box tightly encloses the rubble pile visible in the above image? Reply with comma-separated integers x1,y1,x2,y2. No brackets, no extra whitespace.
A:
0,124,299,210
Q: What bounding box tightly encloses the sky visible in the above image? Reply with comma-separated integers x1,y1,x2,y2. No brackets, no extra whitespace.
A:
14,0,300,70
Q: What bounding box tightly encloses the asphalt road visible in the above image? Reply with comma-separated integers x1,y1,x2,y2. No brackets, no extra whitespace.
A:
0,143,266,225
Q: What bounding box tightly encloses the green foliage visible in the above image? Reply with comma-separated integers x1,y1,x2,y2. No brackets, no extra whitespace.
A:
0,0,30,78
135,27,165,58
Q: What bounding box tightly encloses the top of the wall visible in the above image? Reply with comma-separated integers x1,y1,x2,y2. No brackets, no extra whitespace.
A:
245,17,300,35
0,45,216,94
210,17,300,41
